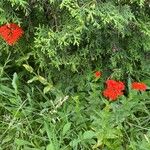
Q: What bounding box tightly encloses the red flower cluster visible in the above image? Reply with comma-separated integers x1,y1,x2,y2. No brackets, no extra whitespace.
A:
103,80,125,101
103,80,148,101
0,23,24,45
132,82,147,91
95,71,102,78
93,70,148,101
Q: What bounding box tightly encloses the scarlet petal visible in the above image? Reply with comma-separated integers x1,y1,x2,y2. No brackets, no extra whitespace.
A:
0,23,24,45
132,82,147,91
103,88,123,101
106,80,125,91
117,81,125,91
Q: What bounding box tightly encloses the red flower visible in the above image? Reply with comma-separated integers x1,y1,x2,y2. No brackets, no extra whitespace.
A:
103,80,125,101
95,71,102,78
103,88,123,101
106,80,125,91
0,23,24,45
132,82,147,91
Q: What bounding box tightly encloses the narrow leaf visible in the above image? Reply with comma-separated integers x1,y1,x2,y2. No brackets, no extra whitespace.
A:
12,72,18,93
23,64,33,73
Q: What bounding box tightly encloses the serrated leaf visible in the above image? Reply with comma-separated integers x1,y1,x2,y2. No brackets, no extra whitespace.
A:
23,64,33,73
70,139,81,148
62,122,71,136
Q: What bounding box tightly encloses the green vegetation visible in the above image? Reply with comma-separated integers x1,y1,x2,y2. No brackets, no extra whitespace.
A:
0,0,150,149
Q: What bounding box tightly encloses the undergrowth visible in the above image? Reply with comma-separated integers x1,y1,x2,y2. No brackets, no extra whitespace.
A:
0,0,150,149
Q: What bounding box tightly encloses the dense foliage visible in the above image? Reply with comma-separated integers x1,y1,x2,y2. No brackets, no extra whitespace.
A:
0,0,150,149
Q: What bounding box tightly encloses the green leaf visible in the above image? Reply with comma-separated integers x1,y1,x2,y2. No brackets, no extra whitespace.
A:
1,136,12,144
15,139,33,146
43,84,53,94
143,79,150,87
12,72,18,93
83,130,95,140
27,76,38,84
70,139,81,148
62,122,71,136
23,64,33,73
46,143,55,150
44,121,52,143
37,76,48,85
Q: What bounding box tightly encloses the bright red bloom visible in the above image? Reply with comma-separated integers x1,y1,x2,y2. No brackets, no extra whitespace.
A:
132,82,147,91
103,80,125,101
95,71,102,78
0,23,24,45
103,88,123,101
106,80,125,91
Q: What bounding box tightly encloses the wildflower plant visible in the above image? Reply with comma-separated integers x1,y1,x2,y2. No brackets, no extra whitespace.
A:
0,0,150,149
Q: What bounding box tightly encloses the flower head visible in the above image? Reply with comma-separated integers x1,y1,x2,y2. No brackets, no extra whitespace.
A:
103,88,123,101
132,82,147,91
106,80,125,91
95,71,102,78
0,23,24,45
103,79,125,101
